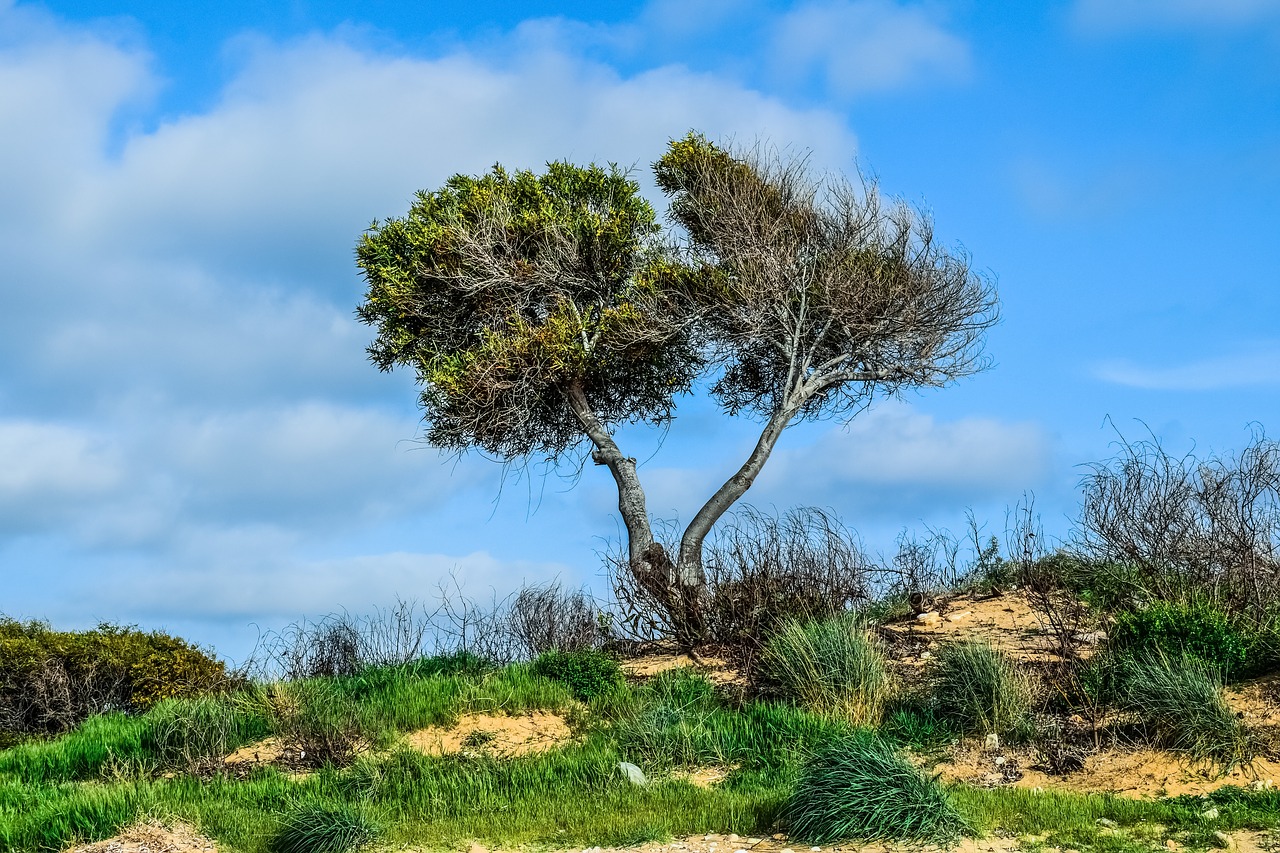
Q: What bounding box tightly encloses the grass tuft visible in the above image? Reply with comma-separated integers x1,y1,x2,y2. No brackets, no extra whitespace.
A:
759,615,888,725
784,731,968,845
271,804,380,853
1113,653,1252,769
931,640,1034,736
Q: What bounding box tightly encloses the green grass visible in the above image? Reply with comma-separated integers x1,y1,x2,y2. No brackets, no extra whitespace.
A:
931,639,1035,736
3,651,1280,853
270,804,379,853
1111,653,1253,769
759,615,890,725
783,731,968,845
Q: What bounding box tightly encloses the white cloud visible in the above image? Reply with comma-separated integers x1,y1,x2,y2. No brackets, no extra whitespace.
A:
756,403,1050,516
1074,0,1280,32
0,421,124,531
1095,344,1280,390
773,0,970,96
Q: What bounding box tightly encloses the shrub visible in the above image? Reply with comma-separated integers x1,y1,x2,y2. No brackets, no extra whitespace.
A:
1112,653,1252,769
610,506,875,650
531,649,623,701
507,583,609,657
271,804,379,853
0,618,229,736
784,732,968,844
931,640,1034,736
258,680,369,767
758,615,888,725
1110,601,1261,681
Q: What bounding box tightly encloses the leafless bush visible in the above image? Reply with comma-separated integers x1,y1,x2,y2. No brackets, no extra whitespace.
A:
506,583,608,658
246,577,615,680
610,506,877,652
1006,497,1094,667
1077,428,1280,620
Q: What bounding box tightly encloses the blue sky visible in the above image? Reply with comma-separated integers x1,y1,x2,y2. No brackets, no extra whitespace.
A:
2,0,1278,662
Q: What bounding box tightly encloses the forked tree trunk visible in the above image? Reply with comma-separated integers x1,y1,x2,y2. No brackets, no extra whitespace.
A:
567,382,795,648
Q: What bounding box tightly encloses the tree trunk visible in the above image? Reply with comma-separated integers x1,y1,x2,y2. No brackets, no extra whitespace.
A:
676,407,793,601
564,383,704,644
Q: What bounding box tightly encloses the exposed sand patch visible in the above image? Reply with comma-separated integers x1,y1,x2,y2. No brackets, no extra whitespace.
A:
674,765,736,788
880,592,1101,665
401,711,573,757
64,820,216,853
622,649,744,688
222,736,289,766
934,740,1280,799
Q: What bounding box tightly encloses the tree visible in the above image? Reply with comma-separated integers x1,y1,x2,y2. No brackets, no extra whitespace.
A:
356,134,999,646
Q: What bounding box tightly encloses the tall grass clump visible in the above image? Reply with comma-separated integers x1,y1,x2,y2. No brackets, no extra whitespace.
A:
758,615,888,725
143,692,269,772
1112,653,1252,768
931,640,1033,736
270,804,380,853
784,732,968,844
258,680,370,767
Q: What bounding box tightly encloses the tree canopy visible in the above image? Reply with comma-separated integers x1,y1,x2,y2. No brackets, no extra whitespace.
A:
356,133,999,644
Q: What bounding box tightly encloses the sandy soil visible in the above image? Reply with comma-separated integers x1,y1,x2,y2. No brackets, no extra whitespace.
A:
879,592,1103,666
400,711,573,757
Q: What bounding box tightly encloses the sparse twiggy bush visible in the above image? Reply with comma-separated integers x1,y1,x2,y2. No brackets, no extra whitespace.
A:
259,680,370,767
931,640,1034,737
610,506,876,653
784,732,969,844
758,615,888,726
507,583,610,657
1078,429,1280,623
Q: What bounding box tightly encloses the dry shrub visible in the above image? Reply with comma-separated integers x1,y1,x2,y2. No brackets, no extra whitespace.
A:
1078,428,1280,621
610,506,876,654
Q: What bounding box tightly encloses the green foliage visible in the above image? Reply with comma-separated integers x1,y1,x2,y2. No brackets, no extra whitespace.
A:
356,160,702,460
758,616,889,725
1110,653,1252,769
142,693,270,772
0,712,149,784
0,618,229,736
880,700,957,751
931,640,1034,736
784,732,968,845
1110,601,1262,681
271,805,380,853
531,650,623,701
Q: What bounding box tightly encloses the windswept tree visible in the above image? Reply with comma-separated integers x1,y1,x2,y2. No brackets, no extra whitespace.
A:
356,134,999,645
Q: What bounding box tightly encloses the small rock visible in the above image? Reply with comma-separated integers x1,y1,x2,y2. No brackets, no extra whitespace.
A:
772,835,787,841
994,756,1007,767
619,761,648,786
728,835,740,843
1212,831,1235,850
917,611,941,625
1202,807,1220,820
1097,819,1117,828
920,652,933,660
811,848,822,852
1251,779,1274,791
947,610,973,622
1165,840,1179,850
734,849,748,853
781,849,796,853
984,732,1001,750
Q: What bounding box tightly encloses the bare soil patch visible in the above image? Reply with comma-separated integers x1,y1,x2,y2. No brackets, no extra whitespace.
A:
401,711,573,757
64,820,216,853
622,648,744,688
879,592,1101,666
